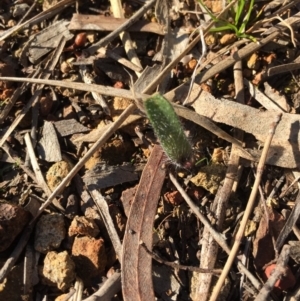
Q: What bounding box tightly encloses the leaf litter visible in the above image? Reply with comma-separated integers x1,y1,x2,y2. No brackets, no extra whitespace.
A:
1,0,300,301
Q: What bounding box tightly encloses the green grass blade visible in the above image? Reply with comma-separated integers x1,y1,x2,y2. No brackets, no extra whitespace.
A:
209,23,238,33
239,0,254,33
235,0,245,25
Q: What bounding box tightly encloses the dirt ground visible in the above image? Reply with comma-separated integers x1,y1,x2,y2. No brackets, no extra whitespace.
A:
1,0,300,300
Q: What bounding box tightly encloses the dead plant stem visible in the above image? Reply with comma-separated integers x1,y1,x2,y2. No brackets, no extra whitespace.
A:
1,142,37,184
89,189,122,259
209,113,282,301
24,133,52,197
169,172,230,252
17,1,37,25
103,48,143,72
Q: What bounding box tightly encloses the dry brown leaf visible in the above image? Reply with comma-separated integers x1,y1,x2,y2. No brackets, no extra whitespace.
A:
122,145,166,301
252,207,285,270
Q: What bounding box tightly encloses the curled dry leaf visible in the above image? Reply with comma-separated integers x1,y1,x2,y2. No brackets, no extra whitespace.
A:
122,145,166,301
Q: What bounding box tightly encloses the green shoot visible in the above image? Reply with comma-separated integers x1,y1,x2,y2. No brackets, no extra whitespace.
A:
144,94,194,169
198,0,256,42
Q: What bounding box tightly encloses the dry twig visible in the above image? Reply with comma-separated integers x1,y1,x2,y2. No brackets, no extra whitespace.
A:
209,113,282,301
0,0,74,41
169,173,261,291
196,55,246,301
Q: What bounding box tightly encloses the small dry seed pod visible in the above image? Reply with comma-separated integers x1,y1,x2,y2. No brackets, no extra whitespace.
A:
74,32,87,48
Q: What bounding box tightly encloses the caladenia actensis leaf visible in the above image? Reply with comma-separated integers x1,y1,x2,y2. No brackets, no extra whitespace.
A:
144,94,194,169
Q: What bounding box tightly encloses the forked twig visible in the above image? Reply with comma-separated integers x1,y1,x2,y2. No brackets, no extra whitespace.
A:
209,113,282,301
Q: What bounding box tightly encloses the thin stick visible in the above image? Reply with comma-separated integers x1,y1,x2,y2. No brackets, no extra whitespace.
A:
17,1,37,25
1,142,37,184
209,113,282,301
103,48,143,72
87,0,157,55
24,133,52,196
196,56,245,300
24,133,64,211
89,189,122,259
0,222,35,282
83,271,121,301
267,63,300,77
169,172,230,252
183,25,207,105
79,65,111,115
0,0,74,41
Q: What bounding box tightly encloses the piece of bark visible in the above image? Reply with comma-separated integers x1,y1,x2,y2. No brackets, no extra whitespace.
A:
253,207,286,270
38,121,62,162
28,20,73,63
53,118,89,137
192,89,300,168
83,163,143,189
68,14,165,35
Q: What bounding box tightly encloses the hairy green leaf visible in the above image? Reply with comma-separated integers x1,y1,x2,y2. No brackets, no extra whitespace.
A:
144,95,193,168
